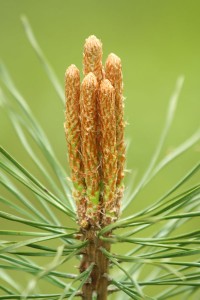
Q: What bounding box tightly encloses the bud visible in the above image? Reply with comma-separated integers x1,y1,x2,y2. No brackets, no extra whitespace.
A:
80,72,100,224
98,79,118,224
64,64,86,225
105,53,125,216
83,35,104,82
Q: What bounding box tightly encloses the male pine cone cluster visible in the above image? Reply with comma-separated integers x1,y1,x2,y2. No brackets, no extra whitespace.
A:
64,35,125,228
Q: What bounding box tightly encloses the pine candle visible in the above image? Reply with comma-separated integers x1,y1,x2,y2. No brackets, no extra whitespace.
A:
65,35,125,229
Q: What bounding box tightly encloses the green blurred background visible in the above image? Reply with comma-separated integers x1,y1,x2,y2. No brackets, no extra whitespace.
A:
0,0,200,298
1,0,199,209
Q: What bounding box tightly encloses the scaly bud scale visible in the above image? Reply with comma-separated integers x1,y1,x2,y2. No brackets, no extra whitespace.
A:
64,65,86,224
105,54,125,217
83,35,103,82
99,79,117,224
80,73,100,224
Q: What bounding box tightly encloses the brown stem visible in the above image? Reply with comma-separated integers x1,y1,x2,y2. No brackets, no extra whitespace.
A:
80,229,110,300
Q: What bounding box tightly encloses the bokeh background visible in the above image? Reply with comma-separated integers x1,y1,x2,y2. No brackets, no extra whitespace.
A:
0,0,200,298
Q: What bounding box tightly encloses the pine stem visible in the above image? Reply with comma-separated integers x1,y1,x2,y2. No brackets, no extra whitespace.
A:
80,229,110,300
